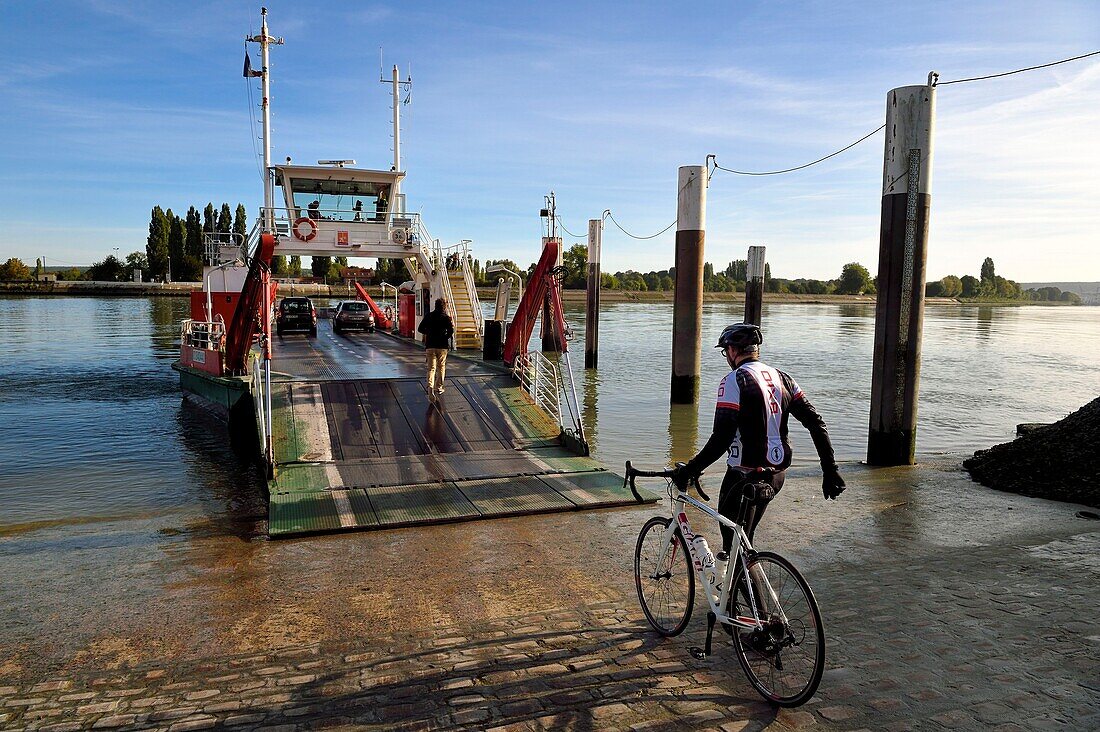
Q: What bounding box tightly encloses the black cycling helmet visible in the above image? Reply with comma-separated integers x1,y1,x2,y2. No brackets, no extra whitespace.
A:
715,322,762,349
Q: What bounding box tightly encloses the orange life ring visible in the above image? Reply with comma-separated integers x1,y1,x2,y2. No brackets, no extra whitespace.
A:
292,217,319,242
383,305,395,322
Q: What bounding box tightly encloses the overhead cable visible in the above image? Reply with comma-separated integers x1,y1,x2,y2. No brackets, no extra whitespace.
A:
710,124,885,178
554,216,588,239
606,211,676,240
935,49,1100,86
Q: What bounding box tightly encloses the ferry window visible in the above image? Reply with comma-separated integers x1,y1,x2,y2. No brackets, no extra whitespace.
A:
288,179,390,223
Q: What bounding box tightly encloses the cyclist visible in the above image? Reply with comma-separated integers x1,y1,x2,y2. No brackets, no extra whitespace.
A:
673,323,845,566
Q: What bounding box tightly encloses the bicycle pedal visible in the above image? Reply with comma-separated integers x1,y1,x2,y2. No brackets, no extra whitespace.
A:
688,646,708,661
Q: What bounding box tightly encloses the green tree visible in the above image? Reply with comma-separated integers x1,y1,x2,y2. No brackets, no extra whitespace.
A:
57,267,85,281
271,255,286,276
940,275,963,297
0,257,31,280
311,256,331,278
146,206,170,280
836,262,874,295
562,244,588,289
659,275,674,291
980,257,996,283
233,203,248,238
167,212,186,282
202,203,216,237
34,258,43,278
926,280,945,297
87,255,126,281
185,206,203,257
600,272,619,289
1060,290,1082,304
288,256,302,277
960,275,981,298
124,251,149,281
217,203,232,235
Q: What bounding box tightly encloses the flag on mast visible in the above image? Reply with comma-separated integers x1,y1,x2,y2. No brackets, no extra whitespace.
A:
243,50,261,78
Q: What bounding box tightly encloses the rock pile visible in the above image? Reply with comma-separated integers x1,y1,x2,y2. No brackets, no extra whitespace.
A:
964,397,1100,508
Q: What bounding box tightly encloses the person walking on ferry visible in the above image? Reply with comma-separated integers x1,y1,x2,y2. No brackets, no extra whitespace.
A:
417,298,454,402
673,323,846,565
307,199,321,220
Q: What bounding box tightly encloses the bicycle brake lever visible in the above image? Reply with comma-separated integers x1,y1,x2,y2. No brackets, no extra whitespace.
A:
693,477,710,502
624,461,642,502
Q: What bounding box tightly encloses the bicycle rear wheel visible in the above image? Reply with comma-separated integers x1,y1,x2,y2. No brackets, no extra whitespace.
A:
634,516,695,636
729,551,824,707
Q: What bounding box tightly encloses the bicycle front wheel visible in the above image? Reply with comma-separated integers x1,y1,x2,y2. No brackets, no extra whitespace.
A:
634,516,695,636
730,551,825,707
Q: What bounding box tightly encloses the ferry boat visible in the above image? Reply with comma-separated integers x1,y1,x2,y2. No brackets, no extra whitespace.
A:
171,9,634,537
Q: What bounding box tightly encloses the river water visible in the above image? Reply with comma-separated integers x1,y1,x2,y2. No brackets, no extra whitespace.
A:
0,295,1096,536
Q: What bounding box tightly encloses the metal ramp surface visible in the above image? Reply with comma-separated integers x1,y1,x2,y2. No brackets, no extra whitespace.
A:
264,335,646,537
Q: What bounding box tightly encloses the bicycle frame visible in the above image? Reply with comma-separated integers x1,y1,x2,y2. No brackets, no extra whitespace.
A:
659,489,786,632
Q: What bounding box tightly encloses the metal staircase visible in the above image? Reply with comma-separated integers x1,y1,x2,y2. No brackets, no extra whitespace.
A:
439,242,483,350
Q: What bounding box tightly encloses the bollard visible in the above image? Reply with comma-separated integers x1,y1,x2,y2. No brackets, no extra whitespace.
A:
744,245,766,325
867,81,937,466
585,218,602,368
671,165,707,403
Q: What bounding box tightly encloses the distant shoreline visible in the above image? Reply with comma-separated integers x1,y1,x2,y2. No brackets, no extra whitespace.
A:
0,280,1082,306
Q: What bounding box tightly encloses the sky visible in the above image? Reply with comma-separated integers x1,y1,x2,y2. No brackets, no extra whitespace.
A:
1,1,1098,281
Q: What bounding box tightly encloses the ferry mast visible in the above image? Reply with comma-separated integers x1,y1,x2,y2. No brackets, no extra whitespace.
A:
248,7,284,233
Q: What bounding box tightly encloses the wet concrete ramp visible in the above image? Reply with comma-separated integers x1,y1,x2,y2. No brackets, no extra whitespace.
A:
267,369,642,537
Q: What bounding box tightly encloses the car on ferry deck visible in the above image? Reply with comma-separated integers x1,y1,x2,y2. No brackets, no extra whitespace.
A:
276,296,317,336
332,300,376,334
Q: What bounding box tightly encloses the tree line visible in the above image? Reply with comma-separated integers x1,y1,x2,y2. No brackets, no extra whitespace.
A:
925,257,1081,303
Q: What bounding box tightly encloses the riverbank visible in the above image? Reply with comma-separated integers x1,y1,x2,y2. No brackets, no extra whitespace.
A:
1,459,1096,730
0,280,1082,306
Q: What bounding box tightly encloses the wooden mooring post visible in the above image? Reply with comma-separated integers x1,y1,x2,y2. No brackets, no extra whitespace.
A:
671,165,706,403
867,79,937,466
584,218,602,368
744,245,766,325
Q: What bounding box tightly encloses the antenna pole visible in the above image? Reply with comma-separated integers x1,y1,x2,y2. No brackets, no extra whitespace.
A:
260,9,273,231
251,7,283,233
392,64,401,186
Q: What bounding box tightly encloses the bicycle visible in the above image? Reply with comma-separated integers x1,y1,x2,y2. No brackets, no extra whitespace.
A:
625,461,825,707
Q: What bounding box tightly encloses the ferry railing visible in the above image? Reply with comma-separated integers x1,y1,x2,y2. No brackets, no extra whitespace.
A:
512,351,563,430
251,353,271,466
255,208,424,256
204,233,247,266
180,318,227,353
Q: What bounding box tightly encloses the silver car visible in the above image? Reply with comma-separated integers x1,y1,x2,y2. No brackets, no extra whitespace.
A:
332,300,376,334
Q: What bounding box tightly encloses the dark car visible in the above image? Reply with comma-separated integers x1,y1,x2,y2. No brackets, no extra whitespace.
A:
276,297,317,336
332,300,376,334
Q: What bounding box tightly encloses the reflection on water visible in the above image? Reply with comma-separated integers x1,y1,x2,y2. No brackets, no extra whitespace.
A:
0,295,1097,534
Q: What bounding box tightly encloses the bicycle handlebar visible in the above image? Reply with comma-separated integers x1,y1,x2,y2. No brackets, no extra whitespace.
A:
623,460,711,503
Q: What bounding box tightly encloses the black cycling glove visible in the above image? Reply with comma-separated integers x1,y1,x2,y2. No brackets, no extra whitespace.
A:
671,462,698,490
822,466,846,500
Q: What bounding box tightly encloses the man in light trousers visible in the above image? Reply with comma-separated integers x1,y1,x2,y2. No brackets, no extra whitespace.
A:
417,297,454,401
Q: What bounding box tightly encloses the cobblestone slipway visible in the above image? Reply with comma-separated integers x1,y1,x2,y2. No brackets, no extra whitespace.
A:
2,460,1097,731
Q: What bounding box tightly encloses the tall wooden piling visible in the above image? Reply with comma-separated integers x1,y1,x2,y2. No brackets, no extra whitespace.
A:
744,245,766,325
671,165,706,403
584,219,602,368
867,82,937,466
541,236,564,352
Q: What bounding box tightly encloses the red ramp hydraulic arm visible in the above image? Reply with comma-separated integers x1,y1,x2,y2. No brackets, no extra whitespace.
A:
224,233,276,375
